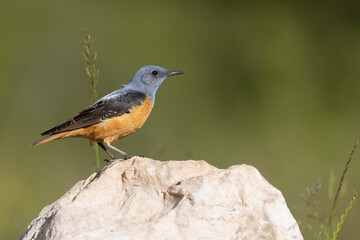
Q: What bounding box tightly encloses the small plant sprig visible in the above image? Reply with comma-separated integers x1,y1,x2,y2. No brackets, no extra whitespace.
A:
81,29,99,104
331,192,359,240
326,141,358,238
81,29,100,168
299,141,359,239
301,177,323,221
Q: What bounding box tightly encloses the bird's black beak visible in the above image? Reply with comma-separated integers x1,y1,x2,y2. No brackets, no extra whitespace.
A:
166,70,184,77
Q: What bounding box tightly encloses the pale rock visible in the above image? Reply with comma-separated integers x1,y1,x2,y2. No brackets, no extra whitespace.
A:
19,157,303,240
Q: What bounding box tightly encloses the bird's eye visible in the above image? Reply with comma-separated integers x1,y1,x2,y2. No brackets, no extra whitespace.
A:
151,71,159,76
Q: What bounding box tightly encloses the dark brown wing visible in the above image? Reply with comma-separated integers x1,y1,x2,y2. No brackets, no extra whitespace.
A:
41,90,147,136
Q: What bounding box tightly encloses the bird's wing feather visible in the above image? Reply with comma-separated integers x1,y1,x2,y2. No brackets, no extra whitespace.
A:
41,90,147,136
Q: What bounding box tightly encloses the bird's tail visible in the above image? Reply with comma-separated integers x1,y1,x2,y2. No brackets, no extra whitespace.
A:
30,132,68,146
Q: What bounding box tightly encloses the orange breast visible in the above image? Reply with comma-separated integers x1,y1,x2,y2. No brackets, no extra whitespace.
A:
62,96,154,143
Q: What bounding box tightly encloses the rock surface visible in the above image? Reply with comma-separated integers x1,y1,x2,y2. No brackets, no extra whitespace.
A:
19,157,303,240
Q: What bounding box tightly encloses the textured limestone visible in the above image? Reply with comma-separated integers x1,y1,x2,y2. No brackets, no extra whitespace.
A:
19,157,303,240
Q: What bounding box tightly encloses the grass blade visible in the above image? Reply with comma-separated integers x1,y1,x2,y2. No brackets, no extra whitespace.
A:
326,141,358,237
81,29,100,168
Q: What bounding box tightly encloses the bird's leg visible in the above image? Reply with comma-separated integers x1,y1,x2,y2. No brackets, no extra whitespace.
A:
97,142,117,162
103,142,133,160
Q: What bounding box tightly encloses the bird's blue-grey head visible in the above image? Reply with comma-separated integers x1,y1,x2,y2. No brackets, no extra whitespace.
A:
127,65,184,102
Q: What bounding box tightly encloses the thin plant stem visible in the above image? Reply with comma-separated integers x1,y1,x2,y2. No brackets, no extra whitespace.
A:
326,141,358,237
81,29,100,168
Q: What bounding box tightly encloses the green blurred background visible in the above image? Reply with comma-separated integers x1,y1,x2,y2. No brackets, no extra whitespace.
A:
1,1,360,239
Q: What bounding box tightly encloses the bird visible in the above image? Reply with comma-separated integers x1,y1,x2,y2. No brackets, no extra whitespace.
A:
31,65,184,160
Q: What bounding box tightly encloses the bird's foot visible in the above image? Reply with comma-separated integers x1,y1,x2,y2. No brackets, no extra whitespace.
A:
104,155,134,162
103,158,120,163
123,154,133,160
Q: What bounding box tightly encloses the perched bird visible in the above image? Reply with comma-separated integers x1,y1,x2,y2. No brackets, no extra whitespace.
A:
31,65,184,160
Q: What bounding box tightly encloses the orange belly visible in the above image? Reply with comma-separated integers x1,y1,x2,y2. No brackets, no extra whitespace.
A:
62,96,154,144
